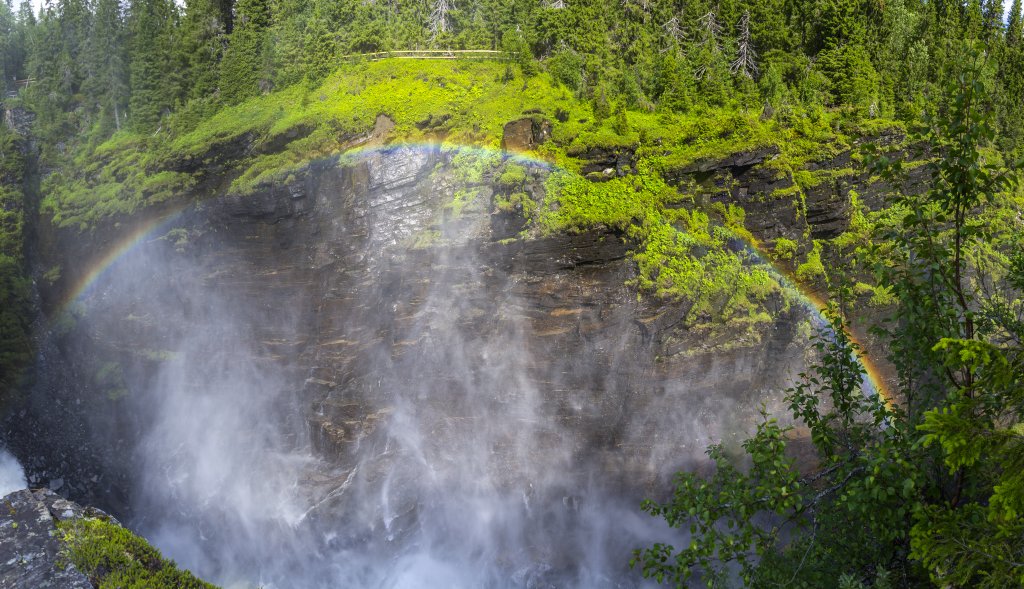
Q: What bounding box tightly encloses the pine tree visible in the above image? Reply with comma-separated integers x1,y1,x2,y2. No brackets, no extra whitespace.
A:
23,6,71,147
54,0,90,108
265,0,307,88
693,6,730,103
218,0,271,104
0,1,19,91
1008,0,1022,47
301,0,335,87
128,0,181,131
981,0,1002,36
178,0,225,102
82,0,128,133
693,8,723,79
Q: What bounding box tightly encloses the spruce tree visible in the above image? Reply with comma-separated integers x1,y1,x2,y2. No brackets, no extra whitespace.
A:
0,1,18,92
128,0,181,132
218,0,271,104
178,0,225,102
731,10,758,79
1008,0,1022,47
82,0,128,133
301,0,335,87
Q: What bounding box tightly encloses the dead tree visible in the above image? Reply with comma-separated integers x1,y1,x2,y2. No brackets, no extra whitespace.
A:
428,0,454,40
696,8,723,53
730,10,759,78
694,8,723,79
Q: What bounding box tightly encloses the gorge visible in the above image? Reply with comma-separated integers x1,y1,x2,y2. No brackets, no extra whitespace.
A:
2,127,877,587
2,8,1022,580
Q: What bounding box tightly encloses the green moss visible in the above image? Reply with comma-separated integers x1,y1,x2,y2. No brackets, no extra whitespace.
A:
43,265,62,284
792,169,819,189
770,184,803,200
854,281,896,307
94,361,128,401
444,188,479,219
494,191,536,215
773,238,798,261
45,54,904,234
135,349,178,362
57,517,218,589
537,157,793,340
411,229,442,249
497,163,527,188
795,240,827,282
138,171,195,204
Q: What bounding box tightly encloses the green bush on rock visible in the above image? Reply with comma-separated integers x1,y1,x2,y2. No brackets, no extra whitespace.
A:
58,517,218,589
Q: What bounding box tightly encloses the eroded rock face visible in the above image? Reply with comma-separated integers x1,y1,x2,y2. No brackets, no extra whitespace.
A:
7,145,815,586
0,488,94,589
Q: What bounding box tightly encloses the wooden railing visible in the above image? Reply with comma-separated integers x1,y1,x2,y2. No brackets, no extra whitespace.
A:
338,49,509,62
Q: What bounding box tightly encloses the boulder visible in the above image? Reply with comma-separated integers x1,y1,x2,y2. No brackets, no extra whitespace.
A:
500,117,552,152
0,488,93,589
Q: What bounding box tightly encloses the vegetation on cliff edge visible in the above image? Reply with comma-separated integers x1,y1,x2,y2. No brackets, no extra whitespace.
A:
58,517,219,589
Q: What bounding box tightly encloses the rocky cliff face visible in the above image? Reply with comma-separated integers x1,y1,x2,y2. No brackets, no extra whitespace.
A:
0,488,105,588
1,135,892,586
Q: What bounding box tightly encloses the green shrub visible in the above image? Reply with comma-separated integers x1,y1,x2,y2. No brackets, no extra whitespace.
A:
773,238,798,261
58,518,218,589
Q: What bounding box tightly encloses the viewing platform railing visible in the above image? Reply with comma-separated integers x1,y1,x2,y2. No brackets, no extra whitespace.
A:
338,50,509,62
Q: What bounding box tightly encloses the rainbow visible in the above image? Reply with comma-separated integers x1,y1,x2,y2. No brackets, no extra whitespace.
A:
54,142,892,403
55,206,193,318
734,245,894,405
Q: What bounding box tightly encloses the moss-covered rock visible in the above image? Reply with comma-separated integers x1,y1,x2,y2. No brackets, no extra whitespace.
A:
0,488,217,589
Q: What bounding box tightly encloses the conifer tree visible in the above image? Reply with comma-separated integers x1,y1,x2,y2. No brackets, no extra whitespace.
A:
23,7,71,146
265,0,307,88
301,0,335,87
54,0,90,109
0,1,19,91
82,0,128,133
428,0,454,44
178,0,225,102
218,0,271,104
693,7,730,104
1008,0,1022,47
128,0,181,131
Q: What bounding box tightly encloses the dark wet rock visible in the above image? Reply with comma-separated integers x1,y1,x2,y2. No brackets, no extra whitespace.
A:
0,488,93,589
2,128,930,583
12,144,814,516
665,138,928,245
575,145,637,180
415,113,452,131
1,106,34,137
672,145,780,177
501,117,552,152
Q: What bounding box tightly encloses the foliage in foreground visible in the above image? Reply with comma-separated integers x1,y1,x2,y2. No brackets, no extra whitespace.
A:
58,517,218,589
634,54,1024,588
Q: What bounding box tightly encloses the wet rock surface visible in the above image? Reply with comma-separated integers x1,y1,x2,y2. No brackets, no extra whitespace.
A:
0,488,96,589
501,117,553,152
0,136,920,586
